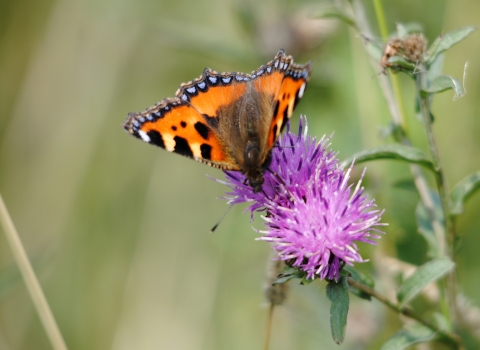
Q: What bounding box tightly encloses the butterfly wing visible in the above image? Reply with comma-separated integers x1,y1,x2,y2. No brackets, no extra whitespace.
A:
258,50,311,151
123,97,240,170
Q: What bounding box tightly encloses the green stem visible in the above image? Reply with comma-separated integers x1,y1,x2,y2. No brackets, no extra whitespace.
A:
0,194,68,350
415,68,457,325
372,0,409,133
263,303,274,350
347,278,462,349
372,0,389,40
415,69,455,251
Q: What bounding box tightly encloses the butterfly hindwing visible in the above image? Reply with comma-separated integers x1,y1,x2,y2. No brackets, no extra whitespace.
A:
267,59,311,151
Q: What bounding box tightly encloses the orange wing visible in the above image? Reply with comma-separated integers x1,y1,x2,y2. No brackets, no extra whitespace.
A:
123,97,239,170
267,66,310,150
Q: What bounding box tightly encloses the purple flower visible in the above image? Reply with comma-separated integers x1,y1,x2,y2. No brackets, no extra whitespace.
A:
216,116,386,280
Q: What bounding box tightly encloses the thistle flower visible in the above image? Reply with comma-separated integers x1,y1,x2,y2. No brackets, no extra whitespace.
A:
217,116,385,280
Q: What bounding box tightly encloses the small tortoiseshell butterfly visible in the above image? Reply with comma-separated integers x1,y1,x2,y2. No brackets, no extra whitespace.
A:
123,49,311,192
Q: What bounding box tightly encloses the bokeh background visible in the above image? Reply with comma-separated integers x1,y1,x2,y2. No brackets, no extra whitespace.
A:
1,0,479,349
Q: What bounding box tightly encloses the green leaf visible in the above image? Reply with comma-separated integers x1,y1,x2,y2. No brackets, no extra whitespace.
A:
427,53,444,80
300,276,314,285
314,9,356,28
416,193,444,259
387,56,418,72
380,324,436,350
340,144,435,171
397,257,454,308
426,26,477,66
326,277,349,344
272,266,306,285
343,266,374,301
421,74,465,99
450,171,480,215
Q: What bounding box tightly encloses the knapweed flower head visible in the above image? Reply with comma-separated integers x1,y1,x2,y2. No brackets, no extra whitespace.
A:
216,116,386,280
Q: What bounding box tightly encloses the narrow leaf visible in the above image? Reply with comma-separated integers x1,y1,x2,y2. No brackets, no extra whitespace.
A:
326,277,349,344
340,144,435,171
273,266,306,285
426,26,477,65
421,74,465,99
397,257,454,308
450,171,480,215
380,324,436,350
386,56,417,74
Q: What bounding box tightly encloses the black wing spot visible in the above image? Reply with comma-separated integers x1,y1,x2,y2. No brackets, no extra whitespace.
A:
272,124,278,139
147,130,165,149
281,106,289,131
171,126,177,131
194,122,209,140
200,144,212,160
180,121,187,128
273,101,279,118
173,136,193,157
203,114,219,129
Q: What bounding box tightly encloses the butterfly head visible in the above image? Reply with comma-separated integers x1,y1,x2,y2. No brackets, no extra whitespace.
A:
243,141,273,193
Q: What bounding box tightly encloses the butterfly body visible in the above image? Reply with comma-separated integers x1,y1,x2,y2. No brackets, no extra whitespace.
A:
123,50,311,192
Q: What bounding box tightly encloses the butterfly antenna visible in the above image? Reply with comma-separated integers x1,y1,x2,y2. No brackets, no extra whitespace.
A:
210,204,234,233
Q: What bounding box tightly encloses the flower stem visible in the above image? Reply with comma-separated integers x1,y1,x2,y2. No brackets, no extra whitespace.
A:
0,194,68,350
263,303,275,350
415,68,457,325
347,277,462,349
415,68,455,253
372,0,388,40
372,0,409,133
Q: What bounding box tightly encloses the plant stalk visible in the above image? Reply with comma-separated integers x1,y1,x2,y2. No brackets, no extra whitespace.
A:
0,194,67,350
416,68,457,326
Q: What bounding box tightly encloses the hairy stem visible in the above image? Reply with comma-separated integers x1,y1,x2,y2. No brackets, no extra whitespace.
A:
416,68,457,325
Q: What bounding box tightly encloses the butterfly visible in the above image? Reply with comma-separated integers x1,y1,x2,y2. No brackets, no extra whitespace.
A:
123,49,312,192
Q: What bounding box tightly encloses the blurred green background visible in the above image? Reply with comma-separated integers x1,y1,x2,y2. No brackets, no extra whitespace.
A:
1,0,479,349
